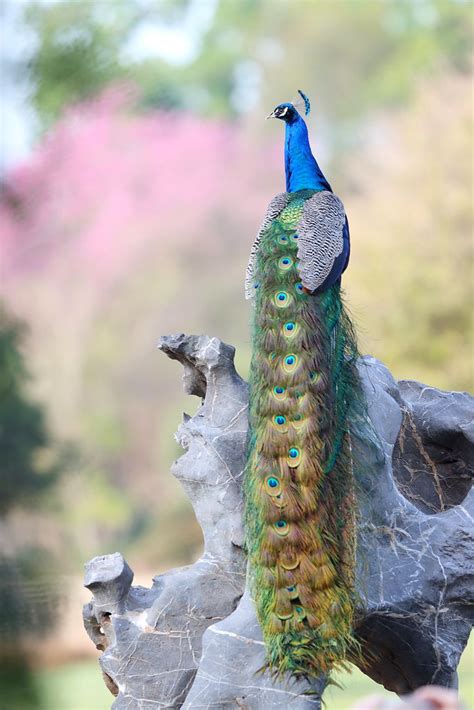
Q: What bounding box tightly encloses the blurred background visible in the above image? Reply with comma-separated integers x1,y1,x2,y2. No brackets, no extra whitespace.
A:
0,0,472,708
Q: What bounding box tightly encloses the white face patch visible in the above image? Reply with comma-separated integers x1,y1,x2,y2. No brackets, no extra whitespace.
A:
279,106,288,117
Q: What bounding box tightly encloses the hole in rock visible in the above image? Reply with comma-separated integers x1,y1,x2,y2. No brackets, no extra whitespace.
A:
392,410,472,514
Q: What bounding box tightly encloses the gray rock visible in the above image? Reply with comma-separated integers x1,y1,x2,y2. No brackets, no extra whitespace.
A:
183,591,325,710
84,553,133,615
83,336,473,708
84,335,248,708
355,358,473,693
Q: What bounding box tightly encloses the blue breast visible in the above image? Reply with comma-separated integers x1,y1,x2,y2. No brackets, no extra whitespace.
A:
285,116,331,193
283,111,351,288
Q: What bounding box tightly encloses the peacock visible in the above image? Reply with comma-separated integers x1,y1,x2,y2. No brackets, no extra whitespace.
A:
244,91,376,680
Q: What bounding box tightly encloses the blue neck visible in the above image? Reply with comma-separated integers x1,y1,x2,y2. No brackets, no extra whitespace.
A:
285,115,331,193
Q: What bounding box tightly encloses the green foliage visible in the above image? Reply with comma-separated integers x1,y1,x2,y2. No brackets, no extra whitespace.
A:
34,661,111,710
24,0,128,124
0,305,61,513
0,545,62,707
0,548,60,641
346,71,474,392
22,0,199,125
0,658,41,710
0,306,66,695
21,0,473,126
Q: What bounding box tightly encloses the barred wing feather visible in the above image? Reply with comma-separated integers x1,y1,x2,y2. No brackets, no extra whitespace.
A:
245,192,289,300
296,190,346,292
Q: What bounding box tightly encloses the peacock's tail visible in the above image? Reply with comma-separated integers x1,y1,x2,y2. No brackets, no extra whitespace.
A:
245,191,369,678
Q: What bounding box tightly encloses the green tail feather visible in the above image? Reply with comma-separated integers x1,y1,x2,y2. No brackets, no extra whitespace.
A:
244,191,376,679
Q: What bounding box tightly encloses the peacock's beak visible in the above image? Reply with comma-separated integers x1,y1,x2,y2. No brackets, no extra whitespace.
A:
266,110,276,120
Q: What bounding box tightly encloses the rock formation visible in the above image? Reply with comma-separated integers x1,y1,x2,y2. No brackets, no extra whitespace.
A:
83,334,473,709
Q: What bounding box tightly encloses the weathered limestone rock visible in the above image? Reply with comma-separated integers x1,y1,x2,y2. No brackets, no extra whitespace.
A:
84,335,248,708
354,360,473,693
182,590,326,710
83,335,473,709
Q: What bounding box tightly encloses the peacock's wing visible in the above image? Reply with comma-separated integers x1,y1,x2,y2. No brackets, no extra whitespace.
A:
245,192,289,300
295,190,347,292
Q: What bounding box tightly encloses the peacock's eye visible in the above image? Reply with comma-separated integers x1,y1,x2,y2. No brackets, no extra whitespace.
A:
283,354,298,374
273,519,290,537
287,446,302,468
287,584,299,599
265,475,283,498
273,413,288,433
291,413,305,431
274,290,292,309
272,385,286,401
283,321,298,338
278,234,289,244
278,256,293,271
295,282,304,294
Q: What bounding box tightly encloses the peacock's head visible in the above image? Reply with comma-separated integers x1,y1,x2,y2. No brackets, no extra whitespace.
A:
266,102,298,123
266,90,311,123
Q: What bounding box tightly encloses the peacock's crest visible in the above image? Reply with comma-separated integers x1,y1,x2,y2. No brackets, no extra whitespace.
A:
297,89,311,116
